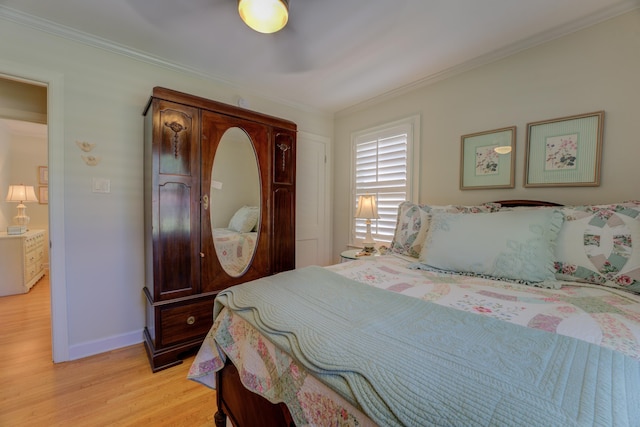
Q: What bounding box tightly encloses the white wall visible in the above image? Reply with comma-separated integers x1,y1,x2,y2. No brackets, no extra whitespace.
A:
333,10,640,260
0,15,333,359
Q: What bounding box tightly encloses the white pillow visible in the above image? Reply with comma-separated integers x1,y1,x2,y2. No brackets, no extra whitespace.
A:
389,201,501,258
419,209,564,287
228,206,259,233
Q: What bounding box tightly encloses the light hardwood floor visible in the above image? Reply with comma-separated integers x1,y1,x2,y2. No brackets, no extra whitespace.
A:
0,274,218,426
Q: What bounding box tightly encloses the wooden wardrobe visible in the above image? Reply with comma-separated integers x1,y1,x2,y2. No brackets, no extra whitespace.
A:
142,87,296,372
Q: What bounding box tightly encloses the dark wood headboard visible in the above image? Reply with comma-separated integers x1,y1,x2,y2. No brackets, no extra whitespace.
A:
494,199,562,208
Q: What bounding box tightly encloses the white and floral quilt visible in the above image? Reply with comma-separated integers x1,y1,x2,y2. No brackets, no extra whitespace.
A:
188,254,640,426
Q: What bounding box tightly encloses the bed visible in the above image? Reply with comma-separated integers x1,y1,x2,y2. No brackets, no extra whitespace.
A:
188,200,640,426
213,228,258,277
213,205,259,277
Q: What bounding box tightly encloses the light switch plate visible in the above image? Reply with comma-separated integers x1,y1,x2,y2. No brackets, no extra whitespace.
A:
92,177,111,193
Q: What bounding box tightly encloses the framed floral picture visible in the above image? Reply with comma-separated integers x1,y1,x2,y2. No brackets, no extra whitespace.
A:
39,186,48,204
524,111,604,187
460,126,516,190
38,166,48,185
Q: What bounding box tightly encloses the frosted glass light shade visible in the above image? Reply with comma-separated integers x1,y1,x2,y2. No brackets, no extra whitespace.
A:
238,0,289,34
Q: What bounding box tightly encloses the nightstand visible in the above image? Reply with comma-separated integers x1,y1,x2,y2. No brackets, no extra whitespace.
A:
340,249,380,262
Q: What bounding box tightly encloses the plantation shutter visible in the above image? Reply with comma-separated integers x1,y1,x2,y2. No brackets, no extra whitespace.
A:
353,123,410,245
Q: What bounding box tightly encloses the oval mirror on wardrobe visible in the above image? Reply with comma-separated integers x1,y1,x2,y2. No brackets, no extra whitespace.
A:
200,110,271,291
210,127,260,277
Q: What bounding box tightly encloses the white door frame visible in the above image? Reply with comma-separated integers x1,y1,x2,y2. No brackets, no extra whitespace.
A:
1,61,69,362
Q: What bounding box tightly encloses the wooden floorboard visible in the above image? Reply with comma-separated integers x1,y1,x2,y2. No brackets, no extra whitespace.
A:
0,274,217,426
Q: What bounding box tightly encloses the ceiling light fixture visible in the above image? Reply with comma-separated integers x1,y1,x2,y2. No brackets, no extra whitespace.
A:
238,0,289,34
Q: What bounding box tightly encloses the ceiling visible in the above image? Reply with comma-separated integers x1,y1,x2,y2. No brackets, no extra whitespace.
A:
1,0,638,113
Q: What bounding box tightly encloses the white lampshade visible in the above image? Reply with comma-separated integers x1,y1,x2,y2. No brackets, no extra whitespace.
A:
6,184,38,203
238,0,289,34
355,194,379,253
6,184,38,227
355,194,380,220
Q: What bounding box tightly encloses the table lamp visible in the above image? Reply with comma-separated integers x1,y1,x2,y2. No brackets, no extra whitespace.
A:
6,184,38,228
355,194,379,254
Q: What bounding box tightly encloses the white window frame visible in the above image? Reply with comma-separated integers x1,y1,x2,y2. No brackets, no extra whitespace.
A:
350,114,420,248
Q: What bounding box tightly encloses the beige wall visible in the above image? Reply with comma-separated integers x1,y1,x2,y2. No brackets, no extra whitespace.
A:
333,10,640,260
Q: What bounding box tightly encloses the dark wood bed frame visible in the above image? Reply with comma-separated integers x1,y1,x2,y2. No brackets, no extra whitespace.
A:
213,199,561,427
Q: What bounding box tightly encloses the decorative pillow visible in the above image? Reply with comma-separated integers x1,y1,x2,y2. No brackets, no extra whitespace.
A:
554,202,640,294
418,209,564,287
228,206,259,233
389,201,501,258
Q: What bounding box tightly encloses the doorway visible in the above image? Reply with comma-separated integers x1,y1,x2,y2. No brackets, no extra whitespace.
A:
0,66,68,362
0,77,49,347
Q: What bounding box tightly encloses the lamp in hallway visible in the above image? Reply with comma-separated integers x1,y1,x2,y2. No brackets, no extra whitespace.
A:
355,194,379,254
6,184,38,228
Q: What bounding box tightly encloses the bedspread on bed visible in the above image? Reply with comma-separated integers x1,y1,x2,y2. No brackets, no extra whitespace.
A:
191,264,640,426
192,307,378,426
329,255,640,360
212,228,256,276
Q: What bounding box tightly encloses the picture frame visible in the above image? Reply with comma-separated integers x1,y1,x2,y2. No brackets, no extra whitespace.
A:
39,186,48,204
460,126,516,190
38,166,48,185
524,111,604,187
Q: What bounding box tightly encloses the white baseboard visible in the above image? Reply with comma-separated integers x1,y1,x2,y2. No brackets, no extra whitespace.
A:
68,329,144,361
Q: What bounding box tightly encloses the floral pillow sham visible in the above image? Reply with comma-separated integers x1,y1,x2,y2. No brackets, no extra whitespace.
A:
554,202,640,294
389,201,501,258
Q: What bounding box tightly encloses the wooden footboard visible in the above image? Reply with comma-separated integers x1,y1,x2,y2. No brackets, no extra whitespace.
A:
215,359,294,427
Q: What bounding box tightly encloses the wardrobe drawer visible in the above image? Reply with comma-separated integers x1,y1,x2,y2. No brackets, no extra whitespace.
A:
159,299,214,347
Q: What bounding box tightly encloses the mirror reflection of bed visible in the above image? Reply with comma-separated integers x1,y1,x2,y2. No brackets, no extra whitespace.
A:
210,127,260,277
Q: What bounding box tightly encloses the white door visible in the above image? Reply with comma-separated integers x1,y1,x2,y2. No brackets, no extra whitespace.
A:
296,132,331,267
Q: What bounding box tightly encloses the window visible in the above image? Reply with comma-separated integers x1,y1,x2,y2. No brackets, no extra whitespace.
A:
351,115,420,247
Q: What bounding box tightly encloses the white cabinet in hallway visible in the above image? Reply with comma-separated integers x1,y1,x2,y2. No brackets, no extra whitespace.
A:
0,229,46,296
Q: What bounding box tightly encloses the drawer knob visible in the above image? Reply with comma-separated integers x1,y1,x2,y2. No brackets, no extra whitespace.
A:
186,316,196,325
